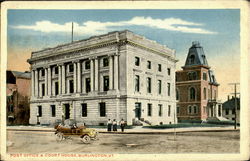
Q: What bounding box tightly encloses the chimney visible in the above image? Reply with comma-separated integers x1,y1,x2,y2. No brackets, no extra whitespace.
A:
227,95,230,101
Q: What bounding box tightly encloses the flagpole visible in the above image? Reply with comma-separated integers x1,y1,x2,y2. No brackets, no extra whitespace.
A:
71,22,73,43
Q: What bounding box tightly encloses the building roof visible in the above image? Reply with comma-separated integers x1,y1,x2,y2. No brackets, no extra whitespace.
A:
222,97,240,110
184,41,209,67
208,70,219,86
11,71,31,79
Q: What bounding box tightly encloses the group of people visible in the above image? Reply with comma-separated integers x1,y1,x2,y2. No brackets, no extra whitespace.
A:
107,119,127,132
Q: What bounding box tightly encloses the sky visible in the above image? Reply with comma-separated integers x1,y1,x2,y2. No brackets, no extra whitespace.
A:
7,9,240,101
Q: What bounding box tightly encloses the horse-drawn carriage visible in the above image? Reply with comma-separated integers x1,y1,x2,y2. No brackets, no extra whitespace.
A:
54,124,98,143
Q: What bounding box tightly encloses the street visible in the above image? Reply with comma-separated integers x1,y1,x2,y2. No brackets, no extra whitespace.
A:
7,130,239,153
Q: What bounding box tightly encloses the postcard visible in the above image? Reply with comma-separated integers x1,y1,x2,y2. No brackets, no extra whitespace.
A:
1,1,249,161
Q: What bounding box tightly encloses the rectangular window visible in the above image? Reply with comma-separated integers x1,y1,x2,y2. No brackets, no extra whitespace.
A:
203,72,207,80
147,61,151,69
158,80,162,94
51,105,56,117
135,57,140,66
85,60,90,70
38,106,42,117
55,82,59,95
69,80,74,93
54,66,59,75
158,104,162,117
99,102,106,117
168,105,171,116
81,103,87,117
147,77,151,93
42,83,45,96
86,78,91,93
135,75,140,92
69,64,74,72
103,76,109,91
167,68,171,75
158,64,162,72
167,83,171,96
232,109,236,114
177,106,180,114
103,57,109,67
147,104,152,116
225,109,229,115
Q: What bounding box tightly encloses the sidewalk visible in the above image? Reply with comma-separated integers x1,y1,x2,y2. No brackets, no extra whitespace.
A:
7,125,239,134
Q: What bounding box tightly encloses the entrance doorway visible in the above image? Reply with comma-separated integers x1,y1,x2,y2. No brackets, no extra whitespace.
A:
64,104,70,119
135,103,141,120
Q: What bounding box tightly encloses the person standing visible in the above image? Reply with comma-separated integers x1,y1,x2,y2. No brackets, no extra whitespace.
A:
107,119,112,131
120,119,126,132
112,119,117,131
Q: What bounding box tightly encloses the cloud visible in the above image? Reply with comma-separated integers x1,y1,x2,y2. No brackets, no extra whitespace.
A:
11,16,217,35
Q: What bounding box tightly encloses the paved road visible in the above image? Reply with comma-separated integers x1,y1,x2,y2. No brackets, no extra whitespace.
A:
7,130,239,154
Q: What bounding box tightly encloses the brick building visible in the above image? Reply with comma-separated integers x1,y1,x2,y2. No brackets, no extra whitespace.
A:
28,30,177,125
6,70,31,125
176,42,223,122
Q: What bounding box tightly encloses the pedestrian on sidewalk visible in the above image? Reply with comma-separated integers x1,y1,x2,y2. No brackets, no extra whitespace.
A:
113,119,117,131
120,118,126,132
107,119,112,131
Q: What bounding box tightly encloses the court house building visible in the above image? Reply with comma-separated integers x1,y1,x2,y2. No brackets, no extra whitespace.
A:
28,30,177,125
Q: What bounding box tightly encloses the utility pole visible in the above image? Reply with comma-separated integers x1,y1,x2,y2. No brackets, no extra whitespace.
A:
228,83,240,130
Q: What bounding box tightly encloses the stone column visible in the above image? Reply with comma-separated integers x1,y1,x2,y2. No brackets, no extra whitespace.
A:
94,58,99,91
77,61,82,93
31,70,35,97
47,66,52,96
73,62,77,93
62,64,66,94
109,55,113,90
90,58,94,92
114,52,119,90
58,65,62,95
35,69,39,97
45,68,48,96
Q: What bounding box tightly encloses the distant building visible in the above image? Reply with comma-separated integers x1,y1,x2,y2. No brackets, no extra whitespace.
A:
222,96,240,123
27,30,178,126
6,70,31,125
176,42,224,122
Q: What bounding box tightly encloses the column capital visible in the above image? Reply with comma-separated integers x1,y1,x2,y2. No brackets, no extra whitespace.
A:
72,60,80,63
89,56,98,60
57,63,65,66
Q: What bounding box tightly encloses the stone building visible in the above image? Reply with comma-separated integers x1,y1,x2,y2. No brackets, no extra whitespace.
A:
222,96,240,123
6,70,31,125
28,30,177,125
176,42,223,122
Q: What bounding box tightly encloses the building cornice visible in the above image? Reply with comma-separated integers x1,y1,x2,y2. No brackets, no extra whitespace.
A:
28,31,178,64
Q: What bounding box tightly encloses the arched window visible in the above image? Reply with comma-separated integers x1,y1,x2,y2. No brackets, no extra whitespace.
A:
203,88,207,100
193,105,197,114
176,89,180,100
190,55,195,64
190,87,196,100
188,106,192,114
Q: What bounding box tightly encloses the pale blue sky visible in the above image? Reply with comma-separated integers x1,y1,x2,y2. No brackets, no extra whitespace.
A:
7,9,240,101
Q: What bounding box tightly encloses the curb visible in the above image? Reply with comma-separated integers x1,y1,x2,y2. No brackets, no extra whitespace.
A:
7,128,240,134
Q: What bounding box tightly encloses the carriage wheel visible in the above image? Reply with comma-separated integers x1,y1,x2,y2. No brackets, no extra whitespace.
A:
81,135,91,144
55,132,64,142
